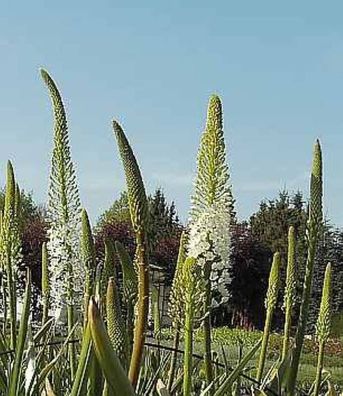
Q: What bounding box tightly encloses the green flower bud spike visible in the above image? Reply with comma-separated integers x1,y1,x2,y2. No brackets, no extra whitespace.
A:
81,209,95,327
282,226,296,360
113,120,149,388
288,140,323,395
313,263,332,396
106,277,129,371
256,252,280,382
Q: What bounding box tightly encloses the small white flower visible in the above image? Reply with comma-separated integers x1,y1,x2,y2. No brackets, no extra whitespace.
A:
188,201,232,305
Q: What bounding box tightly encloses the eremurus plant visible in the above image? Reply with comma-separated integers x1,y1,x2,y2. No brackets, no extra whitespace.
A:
112,120,150,388
0,68,336,396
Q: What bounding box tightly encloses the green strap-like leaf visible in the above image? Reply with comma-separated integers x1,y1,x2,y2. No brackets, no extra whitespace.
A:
70,325,93,396
9,269,31,396
88,297,135,396
214,340,262,396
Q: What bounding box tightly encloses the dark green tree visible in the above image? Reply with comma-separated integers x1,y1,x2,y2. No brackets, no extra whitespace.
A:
96,192,130,229
249,191,308,328
95,188,182,285
229,222,271,329
249,190,343,331
308,224,343,331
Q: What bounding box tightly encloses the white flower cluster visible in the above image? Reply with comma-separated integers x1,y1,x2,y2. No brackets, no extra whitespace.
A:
188,201,231,306
48,219,83,323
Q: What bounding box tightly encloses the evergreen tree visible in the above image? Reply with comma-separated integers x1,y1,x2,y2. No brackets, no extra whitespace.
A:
308,224,343,330
249,191,308,328
249,189,343,331
229,222,271,329
96,192,130,229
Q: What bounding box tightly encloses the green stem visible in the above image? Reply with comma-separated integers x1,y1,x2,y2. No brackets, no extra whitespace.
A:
288,236,318,393
67,274,76,381
127,300,134,358
282,303,292,360
256,309,272,383
203,260,213,392
41,242,49,326
183,296,194,396
6,255,16,349
128,235,149,388
83,270,93,329
313,342,324,396
167,327,180,392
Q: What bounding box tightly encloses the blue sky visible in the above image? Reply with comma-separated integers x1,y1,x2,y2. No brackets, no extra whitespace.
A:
1,1,343,224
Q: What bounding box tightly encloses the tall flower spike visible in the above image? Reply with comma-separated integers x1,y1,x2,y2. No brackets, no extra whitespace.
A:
188,95,234,390
316,263,332,343
41,68,83,311
113,120,149,387
188,95,233,302
41,69,82,380
288,140,323,394
0,161,22,349
313,263,332,396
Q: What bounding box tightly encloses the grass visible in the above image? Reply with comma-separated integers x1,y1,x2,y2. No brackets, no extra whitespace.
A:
161,327,343,389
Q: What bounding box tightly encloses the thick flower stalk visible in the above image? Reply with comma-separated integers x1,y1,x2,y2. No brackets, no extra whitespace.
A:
167,231,187,391
81,209,95,327
313,263,332,396
182,257,204,396
282,226,296,360
0,161,22,349
188,95,234,389
41,69,83,380
41,242,49,325
113,120,149,388
115,240,137,355
256,252,280,382
288,140,323,394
